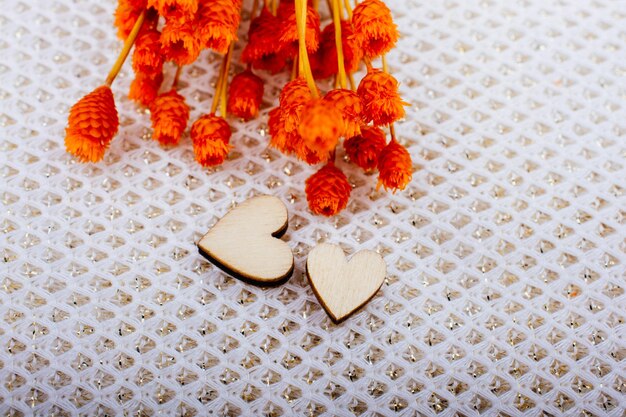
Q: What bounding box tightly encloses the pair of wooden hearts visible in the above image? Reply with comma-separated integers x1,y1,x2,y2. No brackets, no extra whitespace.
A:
197,195,386,323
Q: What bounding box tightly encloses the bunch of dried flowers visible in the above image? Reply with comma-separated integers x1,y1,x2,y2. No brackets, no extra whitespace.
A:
65,0,412,216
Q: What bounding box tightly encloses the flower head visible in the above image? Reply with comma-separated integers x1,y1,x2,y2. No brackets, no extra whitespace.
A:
279,78,317,133
351,0,398,59
114,0,146,40
298,99,342,161
227,69,264,120
160,17,201,65
313,20,361,79
150,90,190,146
241,8,287,73
277,1,320,58
129,71,164,106
305,162,352,216
377,140,412,191
343,125,387,171
197,0,241,54
191,114,232,166
357,68,407,126
323,89,362,138
65,86,119,162
132,28,164,76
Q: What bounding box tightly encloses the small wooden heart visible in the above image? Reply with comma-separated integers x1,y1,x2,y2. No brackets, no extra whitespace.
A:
197,195,294,286
306,243,386,323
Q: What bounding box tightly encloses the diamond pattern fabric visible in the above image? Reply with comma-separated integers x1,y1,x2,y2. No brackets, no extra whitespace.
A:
0,0,625,415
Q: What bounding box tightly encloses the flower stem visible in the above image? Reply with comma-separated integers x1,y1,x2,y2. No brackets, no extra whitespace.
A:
343,0,353,18
295,0,318,97
172,65,183,89
219,43,234,117
105,10,145,86
332,0,347,89
211,50,229,114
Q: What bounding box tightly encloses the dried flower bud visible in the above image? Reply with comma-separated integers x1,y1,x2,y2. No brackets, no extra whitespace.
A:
277,1,320,58
132,28,164,76
114,0,146,40
65,86,119,162
191,114,232,166
377,139,412,191
313,20,361,79
298,99,342,161
323,89,362,138
161,17,201,65
357,68,407,126
343,126,387,171
129,71,164,106
242,8,287,73
150,90,190,146
351,0,398,59
197,0,242,54
305,163,352,216
227,70,264,120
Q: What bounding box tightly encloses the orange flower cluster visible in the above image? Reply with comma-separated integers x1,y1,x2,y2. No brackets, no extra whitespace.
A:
65,0,412,217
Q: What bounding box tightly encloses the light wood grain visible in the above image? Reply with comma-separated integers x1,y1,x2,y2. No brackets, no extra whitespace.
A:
306,243,386,323
197,195,294,285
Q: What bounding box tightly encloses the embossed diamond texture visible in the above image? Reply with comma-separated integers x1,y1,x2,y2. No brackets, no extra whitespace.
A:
0,0,625,415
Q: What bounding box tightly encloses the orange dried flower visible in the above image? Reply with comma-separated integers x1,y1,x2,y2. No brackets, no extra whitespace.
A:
114,0,146,40
305,162,352,216
147,0,198,18
161,17,201,65
279,78,316,133
351,0,398,59
277,1,320,58
129,71,164,106
343,125,387,171
65,86,119,163
150,90,190,146
242,8,287,73
357,68,407,126
132,28,164,76
191,114,232,166
377,140,412,191
298,99,342,161
227,69,264,120
197,0,242,54
323,89,362,138
313,20,361,79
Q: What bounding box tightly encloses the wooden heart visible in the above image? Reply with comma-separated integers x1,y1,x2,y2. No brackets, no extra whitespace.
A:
306,243,386,323
197,195,294,285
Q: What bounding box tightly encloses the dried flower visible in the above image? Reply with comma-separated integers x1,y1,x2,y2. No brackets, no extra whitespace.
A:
323,89,362,138
227,70,264,120
279,78,316,133
241,8,286,73
114,0,146,40
191,114,232,166
298,99,342,160
305,162,351,216
129,71,164,106
351,0,398,59
161,17,201,65
150,90,190,146
344,126,387,171
377,139,412,191
197,0,242,53
65,86,119,163
277,1,320,58
147,0,198,18
313,20,361,79
357,68,407,126
132,28,164,76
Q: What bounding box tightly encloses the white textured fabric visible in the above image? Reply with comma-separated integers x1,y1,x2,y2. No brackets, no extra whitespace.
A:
1,0,625,415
